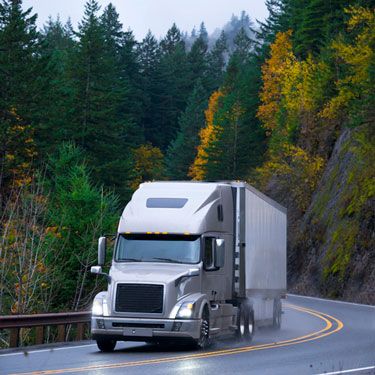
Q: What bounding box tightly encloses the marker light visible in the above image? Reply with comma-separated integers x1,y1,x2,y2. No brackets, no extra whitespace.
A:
176,302,195,319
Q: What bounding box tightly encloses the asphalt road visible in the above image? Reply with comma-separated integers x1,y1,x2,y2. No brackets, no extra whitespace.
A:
1,295,374,375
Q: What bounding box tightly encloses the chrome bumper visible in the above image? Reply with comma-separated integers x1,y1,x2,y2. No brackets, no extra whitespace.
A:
91,316,201,341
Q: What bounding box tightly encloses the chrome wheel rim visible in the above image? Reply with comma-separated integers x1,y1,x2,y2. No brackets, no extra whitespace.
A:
240,313,245,336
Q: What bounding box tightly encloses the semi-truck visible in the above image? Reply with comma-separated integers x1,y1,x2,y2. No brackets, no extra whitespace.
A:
90,181,287,352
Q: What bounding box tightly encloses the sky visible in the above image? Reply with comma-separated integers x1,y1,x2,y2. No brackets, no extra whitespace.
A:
22,0,269,41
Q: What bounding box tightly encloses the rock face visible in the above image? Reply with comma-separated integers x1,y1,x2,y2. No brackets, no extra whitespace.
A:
270,124,375,304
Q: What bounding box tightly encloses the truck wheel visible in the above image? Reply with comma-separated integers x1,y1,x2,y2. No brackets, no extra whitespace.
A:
195,307,210,349
243,307,254,342
236,304,254,342
273,298,282,329
236,304,247,339
96,338,117,352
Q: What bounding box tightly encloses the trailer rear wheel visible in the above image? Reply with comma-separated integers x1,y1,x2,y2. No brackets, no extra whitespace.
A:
244,308,254,341
273,298,282,329
96,338,117,352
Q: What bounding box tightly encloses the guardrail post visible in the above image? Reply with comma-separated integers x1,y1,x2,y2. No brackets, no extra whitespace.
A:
57,324,65,342
9,328,19,347
76,323,84,341
35,326,44,345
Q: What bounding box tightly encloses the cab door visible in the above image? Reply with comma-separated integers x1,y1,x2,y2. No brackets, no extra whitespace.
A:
201,236,226,302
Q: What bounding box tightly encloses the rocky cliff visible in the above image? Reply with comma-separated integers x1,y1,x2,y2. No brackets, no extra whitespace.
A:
269,124,374,304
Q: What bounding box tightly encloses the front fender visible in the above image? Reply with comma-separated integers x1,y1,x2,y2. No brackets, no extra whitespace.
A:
169,293,210,319
93,291,108,301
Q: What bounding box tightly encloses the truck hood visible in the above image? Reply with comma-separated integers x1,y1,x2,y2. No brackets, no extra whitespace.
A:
110,262,200,284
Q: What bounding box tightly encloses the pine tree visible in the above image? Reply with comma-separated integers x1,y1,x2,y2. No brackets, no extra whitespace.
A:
166,79,208,179
0,0,40,121
0,0,41,193
206,31,228,91
295,0,351,57
188,28,208,87
69,0,133,198
36,17,76,156
117,29,144,147
153,23,190,150
138,31,161,145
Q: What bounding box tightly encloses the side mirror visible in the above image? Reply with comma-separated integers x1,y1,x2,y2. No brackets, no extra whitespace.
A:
98,236,106,266
91,266,102,274
90,265,111,284
214,239,225,268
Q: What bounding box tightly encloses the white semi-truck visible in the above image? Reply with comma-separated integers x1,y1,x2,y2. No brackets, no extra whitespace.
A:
91,181,287,351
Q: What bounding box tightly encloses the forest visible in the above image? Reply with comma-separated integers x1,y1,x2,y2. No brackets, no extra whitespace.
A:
0,0,374,327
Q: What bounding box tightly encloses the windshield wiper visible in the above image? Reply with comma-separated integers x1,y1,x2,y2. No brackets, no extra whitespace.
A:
151,257,185,264
122,258,142,262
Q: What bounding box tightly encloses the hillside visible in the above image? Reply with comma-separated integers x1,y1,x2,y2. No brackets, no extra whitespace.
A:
268,123,374,304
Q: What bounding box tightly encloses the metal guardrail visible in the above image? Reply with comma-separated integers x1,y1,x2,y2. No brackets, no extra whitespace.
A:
0,311,91,348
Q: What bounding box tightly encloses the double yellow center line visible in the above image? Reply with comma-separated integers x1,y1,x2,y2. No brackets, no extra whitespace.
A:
12,304,344,375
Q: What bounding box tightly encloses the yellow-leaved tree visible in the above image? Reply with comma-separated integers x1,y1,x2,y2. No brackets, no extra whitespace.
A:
131,144,165,190
189,90,224,180
322,6,375,120
257,30,295,134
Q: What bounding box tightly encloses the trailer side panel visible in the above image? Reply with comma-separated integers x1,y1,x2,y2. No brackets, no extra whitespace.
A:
244,188,287,294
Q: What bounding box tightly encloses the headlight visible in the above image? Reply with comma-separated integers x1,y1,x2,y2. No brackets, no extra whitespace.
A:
92,298,103,316
92,296,109,316
176,302,195,319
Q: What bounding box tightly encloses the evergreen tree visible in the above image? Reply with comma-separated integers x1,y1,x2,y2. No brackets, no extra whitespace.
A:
294,0,352,57
69,0,133,198
36,17,76,156
188,28,208,87
138,31,161,144
166,79,208,179
207,31,228,91
153,23,190,150
0,0,40,122
118,29,144,146
46,143,119,309
233,27,253,64
0,0,42,194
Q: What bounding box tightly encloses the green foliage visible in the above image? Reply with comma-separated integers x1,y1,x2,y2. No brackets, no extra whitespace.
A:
166,79,209,179
45,143,119,309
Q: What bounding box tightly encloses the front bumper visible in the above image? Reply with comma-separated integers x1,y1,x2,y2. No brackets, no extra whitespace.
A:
91,316,201,342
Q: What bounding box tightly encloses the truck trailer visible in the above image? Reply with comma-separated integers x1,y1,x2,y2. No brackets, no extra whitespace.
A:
91,181,287,351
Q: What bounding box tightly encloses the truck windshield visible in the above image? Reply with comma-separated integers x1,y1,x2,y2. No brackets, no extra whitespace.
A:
115,234,201,264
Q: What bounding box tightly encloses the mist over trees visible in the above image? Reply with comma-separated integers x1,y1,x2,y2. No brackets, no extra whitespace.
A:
0,0,374,324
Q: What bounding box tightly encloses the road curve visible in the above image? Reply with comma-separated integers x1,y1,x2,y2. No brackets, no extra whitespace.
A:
1,295,374,375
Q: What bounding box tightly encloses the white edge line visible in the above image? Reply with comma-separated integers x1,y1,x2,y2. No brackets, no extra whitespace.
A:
288,294,375,309
314,365,375,375
0,343,96,357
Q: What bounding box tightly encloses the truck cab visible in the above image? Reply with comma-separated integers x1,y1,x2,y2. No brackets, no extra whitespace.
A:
91,182,286,352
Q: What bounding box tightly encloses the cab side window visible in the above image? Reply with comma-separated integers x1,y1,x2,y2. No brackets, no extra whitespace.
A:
203,237,215,270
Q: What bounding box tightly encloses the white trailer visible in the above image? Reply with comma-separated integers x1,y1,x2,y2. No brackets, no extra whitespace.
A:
234,183,287,327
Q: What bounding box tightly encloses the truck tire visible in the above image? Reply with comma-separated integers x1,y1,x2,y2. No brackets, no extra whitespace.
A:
96,338,117,352
273,298,282,329
236,304,254,342
235,304,247,339
195,307,210,349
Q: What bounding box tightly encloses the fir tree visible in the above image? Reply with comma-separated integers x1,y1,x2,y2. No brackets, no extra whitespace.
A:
138,31,161,144
153,23,190,150
166,79,208,179
69,0,133,198
207,31,228,91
